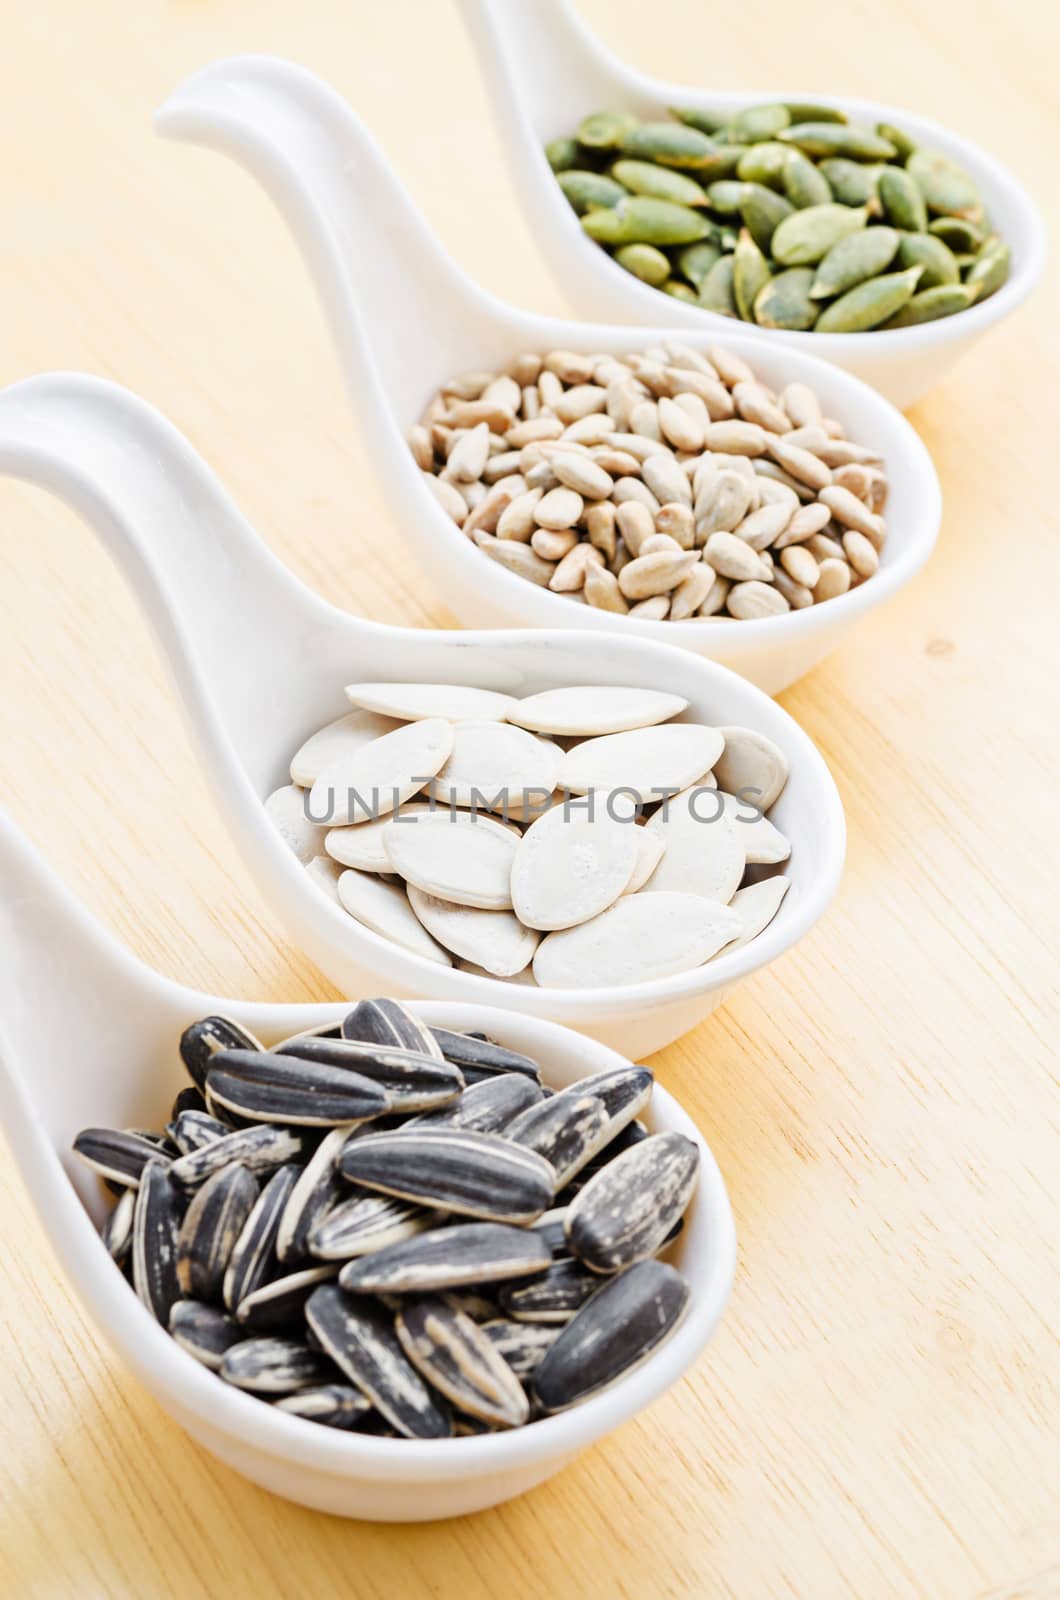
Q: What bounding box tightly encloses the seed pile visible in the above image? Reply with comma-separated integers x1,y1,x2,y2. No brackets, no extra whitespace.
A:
74,1000,698,1436
546,104,1009,331
411,343,887,619
266,683,794,985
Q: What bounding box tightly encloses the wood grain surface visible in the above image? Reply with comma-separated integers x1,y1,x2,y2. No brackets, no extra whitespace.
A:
0,2,1057,1596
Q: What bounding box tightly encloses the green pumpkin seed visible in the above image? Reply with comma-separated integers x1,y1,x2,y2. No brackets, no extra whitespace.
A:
739,182,796,253
614,242,672,286
725,103,791,143
964,238,1011,300
881,283,979,327
928,216,986,252
877,122,918,163
676,238,722,287
583,196,710,247
706,179,747,215
622,121,719,169
814,265,923,332
611,160,708,206
546,138,578,174
896,231,960,288
736,141,791,189
771,203,869,266
754,266,818,330
697,253,738,317
670,105,728,135
732,228,772,321
952,252,978,271
810,226,900,298
818,159,884,206
783,103,848,125
783,150,833,208
780,123,897,161
703,144,750,179
577,111,639,149
558,170,628,214
662,278,699,301
878,165,928,232
718,224,739,251
907,148,982,219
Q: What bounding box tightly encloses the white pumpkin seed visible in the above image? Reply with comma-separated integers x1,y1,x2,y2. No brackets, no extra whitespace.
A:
407,886,539,976
510,800,640,931
289,710,399,787
309,718,453,827
324,801,437,874
336,870,453,965
507,686,687,736
383,812,519,910
264,785,325,865
718,875,791,952
643,785,746,902
559,723,725,805
343,683,517,723
533,892,742,988
713,726,790,810
432,720,562,810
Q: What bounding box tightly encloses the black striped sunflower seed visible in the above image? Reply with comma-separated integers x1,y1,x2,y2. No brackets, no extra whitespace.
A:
73,1127,171,1188
428,1028,542,1083
499,1258,602,1324
222,1162,301,1310
166,1109,230,1155
169,1124,306,1190
505,1092,611,1188
275,1127,348,1265
533,1260,691,1413
236,1265,338,1332
566,1131,700,1273
307,1193,428,1261
101,1187,136,1265
274,1384,373,1429
132,1159,183,1324
275,1036,462,1113
338,1128,554,1223
555,1064,653,1133
170,1299,245,1369
407,1072,542,1134
206,1048,390,1127
220,1336,336,1395
176,1162,259,1300
482,1318,562,1378
339,1221,551,1295
395,1297,529,1429
342,998,443,1059
269,1022,342,1051
180,1015,264,1091
306,1285,452,1440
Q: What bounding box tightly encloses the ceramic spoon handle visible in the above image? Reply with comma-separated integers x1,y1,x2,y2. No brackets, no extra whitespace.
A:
156,56,502,424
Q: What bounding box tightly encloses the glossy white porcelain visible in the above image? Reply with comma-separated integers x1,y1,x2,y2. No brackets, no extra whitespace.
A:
0,811,735,1519
0,374,845,1056
155,55,942,693
458,0,1046,408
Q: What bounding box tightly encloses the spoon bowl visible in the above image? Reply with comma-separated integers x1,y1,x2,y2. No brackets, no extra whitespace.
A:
0,373,844,1057
154,55,942,693
0,812,735,1519
457,0,1046,408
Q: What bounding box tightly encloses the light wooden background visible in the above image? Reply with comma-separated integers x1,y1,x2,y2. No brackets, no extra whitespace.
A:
1,2,1057,1596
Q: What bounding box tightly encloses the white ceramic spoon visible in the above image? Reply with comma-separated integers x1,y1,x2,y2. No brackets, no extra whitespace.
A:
154,55,942,693
456,0,1045,407
0,810,735,1519
0,373,845,1057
